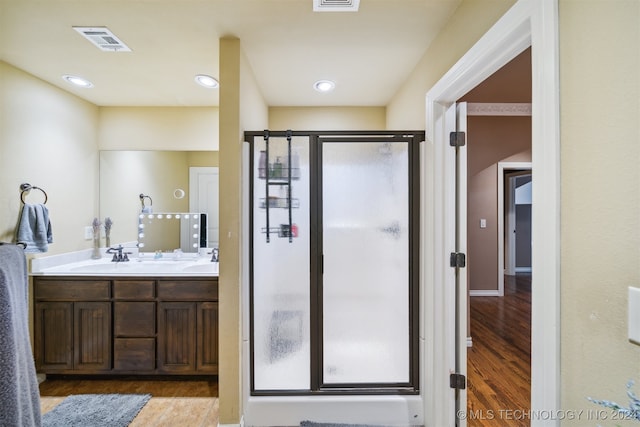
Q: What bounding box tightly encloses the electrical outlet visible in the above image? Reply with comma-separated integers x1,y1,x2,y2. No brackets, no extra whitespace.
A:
84,226,93,240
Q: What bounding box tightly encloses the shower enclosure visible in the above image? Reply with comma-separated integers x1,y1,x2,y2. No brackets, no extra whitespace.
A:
246,130,422,397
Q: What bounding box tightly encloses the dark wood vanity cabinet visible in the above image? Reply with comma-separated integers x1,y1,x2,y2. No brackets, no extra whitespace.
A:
34,280,112,373
33,276,218,376
157,280,219,374
113,280,156,372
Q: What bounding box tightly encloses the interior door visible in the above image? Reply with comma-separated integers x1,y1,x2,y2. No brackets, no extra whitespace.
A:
446,102,468,426
189,167,219,248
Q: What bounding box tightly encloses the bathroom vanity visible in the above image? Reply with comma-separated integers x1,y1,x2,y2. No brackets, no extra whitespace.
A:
31,256,219,377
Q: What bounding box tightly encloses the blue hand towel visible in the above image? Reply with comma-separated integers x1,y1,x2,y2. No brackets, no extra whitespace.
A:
0,244,42,426
16,203,53,253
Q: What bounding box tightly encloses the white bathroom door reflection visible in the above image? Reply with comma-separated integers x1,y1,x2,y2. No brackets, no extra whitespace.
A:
321,141,410,384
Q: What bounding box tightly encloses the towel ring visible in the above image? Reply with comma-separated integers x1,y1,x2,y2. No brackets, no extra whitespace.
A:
20,183,48,204
139,193,152,209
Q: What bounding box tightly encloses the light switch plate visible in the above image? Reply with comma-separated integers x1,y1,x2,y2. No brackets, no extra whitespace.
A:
84,226,93,240
629,287,640,345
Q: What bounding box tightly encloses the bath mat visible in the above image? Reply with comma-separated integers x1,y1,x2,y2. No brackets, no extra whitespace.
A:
301,422,391,427
42,393,151,427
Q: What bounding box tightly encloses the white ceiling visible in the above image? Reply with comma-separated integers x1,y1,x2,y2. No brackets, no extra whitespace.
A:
0,0,462,107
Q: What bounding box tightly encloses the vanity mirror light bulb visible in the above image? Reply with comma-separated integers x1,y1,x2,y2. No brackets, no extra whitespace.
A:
166,214,172,219
147,214,154,219
192,243,198,248
157,214,163,219
193,233,198,238
139,243,145,248
139,233,144,238
193,224,198,228
175,214,181,219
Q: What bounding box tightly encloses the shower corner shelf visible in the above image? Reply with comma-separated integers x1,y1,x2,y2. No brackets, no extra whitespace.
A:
259,129,297,243
258,168,301,181
259,197,300,209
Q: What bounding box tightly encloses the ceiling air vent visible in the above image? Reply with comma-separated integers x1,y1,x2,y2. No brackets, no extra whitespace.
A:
313,0,360,12
73,27,132,52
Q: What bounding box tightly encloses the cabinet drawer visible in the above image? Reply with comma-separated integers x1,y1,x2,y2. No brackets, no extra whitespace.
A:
34,279,110,301
114,302,155,337
157,280,218,301
113,280,155,300
114,338,155,371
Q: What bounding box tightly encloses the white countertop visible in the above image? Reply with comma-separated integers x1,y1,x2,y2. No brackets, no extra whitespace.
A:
30,248,219,277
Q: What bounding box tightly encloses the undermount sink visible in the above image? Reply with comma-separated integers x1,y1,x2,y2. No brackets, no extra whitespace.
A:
181,263,219,274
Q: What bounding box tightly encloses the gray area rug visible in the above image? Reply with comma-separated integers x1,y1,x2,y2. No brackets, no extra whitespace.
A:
42,393,151,427
301,422,390,427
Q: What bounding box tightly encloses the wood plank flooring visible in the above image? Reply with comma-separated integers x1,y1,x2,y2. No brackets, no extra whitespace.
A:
39,378,218,426
467,274,531,427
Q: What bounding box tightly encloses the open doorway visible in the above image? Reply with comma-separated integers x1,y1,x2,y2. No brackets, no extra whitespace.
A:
459,48,532,424
423,1,560,424
503,169,532,276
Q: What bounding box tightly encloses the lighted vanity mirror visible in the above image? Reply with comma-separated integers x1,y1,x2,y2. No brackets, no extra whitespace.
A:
137,212,205,254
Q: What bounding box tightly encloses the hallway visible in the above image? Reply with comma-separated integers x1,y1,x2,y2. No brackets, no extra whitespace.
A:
467,274,531,426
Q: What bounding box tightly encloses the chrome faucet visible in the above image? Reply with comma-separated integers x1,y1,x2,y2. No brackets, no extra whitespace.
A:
106,244,131,262
210,248,219,263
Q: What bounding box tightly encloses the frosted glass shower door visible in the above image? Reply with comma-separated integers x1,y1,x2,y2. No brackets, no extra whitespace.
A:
321,140,410,385
252,135,311,391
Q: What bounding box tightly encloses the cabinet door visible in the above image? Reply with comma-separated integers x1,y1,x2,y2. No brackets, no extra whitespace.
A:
74,302,111,371
197,302,218,373
34,302,73,371
158,302,196,373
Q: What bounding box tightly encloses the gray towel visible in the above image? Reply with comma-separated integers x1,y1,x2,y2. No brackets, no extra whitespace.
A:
0,244,42,426
16,203,53,253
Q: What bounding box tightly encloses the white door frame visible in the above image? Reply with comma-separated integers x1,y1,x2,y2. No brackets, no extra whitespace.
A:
498,162,532,297
423,1,560,425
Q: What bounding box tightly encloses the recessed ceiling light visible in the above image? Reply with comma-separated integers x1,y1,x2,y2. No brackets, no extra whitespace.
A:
62,75,94,88
194,74,219,89
313,80,335,92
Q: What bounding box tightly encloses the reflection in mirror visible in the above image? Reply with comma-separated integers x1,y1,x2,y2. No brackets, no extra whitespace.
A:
99,151,219,249
138,213,205,254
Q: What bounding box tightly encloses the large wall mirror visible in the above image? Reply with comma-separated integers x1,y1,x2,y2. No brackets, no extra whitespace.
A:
99,150,219,253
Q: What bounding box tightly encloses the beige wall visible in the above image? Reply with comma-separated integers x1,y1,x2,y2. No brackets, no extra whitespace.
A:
386,0,516,129
0,61,99,255
560,0,640,420
269,107,386,130
466,117,531,292
98,106,219,150
218,36,269,424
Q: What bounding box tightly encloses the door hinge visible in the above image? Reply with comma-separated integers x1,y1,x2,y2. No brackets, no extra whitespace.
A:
450,373,466,390
449,131,466,147
450,252,466,268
